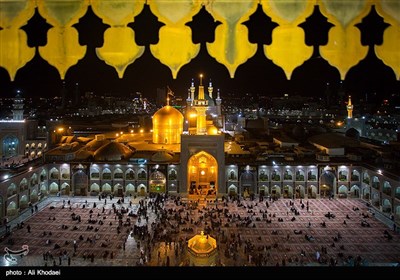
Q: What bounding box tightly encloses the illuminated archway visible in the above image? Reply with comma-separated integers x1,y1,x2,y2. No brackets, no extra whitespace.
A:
187,151,218,197
126,183,135,195
271,185,281,199
308,185,317,199
319,170,337,198
114,183,124,196
40,183,48,196
338,185,348,198
137,184,147,196
90,183,100,195
102,183,112,194
240,170,256,196
30,189,38,203
73,169,88,196
228,184,237,196
350,185,360,198
49,182,59,194
259,185,269,197
19,195,28,209
382,199,392,214
296,185,305,199
283,185,293,198
7,201,18,217
149,171,166,193
60,182,70,196
7,183,17,197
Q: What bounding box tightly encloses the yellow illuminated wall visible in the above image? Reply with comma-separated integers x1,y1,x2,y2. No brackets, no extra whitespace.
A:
92,0,145,78
37,0,88,80
261,0,315,79
0,0,399,81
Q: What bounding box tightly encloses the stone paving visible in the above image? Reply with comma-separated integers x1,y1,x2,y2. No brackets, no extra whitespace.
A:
0,195,399,268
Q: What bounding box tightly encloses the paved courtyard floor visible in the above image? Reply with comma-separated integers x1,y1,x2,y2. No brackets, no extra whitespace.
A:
0,195,399,269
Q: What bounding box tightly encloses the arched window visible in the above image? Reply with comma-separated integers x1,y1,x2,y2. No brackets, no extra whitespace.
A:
60,167,70,179
296,170,305,181
271,170,280,181
338,170,348,181
30,173,38,186
138,169,147,180
19,178,28,191
169,169,177,180
229,170,236,181
362,172,370,184
90,167,100,179
7,183,17,197
49,167,59,180
396,187,400,200
259,170,268,181
40,169,47,182
383,182,391,196
102,168,111,180
114,168,123,179
351,170,360,181
372,176,380,190
125,168,135,180
284,169,292,180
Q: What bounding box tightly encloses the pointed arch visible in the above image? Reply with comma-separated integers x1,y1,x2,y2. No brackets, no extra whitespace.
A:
350,185,360,198
30,173,38,186
7,201,18,217
60,182,70,195
113,183,124,196
102,183,112,194
150,170,166,193
228,184,237,196
308,185,317,199
187,151,218,196
19,195,29,209
90,183,100,195
126,183,135,195
49,182,59,194
102,168,111,180
19,178,28,191
40,169,47,182
30,189,38,203
295,185,305,199
49,167,59,180
113,168,123,179
319,171,336,198
271,185,281,199
90,166,100,179
125,168,135,180
137,184,147,196
283,185,293,198
383,181,391,196
338,185,348,198
7,183,17,197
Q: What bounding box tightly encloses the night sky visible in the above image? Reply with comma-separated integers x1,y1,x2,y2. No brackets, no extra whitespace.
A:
0,4,398,102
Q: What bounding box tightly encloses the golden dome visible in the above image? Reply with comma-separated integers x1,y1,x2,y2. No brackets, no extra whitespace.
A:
154,105,183,119
206,124,218,135
152,105,183,144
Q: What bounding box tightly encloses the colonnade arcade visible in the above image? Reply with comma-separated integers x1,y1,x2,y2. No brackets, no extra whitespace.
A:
2,163,400,224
